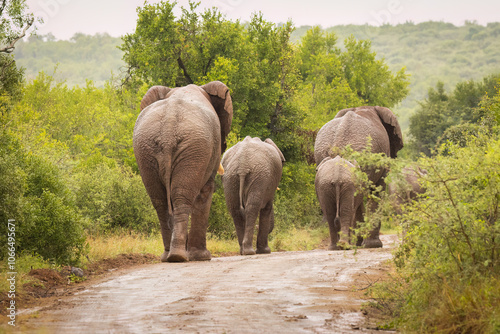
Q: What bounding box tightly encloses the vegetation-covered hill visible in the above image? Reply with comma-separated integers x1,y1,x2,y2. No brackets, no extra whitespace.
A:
14,33,124,87
294,21,500,128
13,21,500,129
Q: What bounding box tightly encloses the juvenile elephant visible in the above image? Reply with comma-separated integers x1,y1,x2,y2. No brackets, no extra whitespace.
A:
314,106,403,248
315,156,364,250
133,82,233,262
221,136,285,255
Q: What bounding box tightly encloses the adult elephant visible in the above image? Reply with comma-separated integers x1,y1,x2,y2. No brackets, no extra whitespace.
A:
133,82,233,262
221,136,285,255
314,106,403,248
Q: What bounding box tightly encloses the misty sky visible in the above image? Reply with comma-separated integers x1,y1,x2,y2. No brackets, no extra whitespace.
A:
26,0,500,40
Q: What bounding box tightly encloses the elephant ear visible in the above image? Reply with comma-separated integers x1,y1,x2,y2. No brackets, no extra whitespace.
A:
140,86,172,111
201,81,233,153
265,138,286,164
374,106,404,158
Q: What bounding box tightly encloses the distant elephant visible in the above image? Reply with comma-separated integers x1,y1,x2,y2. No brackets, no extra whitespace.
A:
314,106,403,248
315,156,364,250
221,136,285,255
388,166,427,239
133,81,233,262
388,166,427,211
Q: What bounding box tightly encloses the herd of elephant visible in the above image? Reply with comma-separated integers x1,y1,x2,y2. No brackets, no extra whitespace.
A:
133,81,423,263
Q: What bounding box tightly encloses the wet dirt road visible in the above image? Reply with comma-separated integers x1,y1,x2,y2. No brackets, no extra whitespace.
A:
22,235,398,333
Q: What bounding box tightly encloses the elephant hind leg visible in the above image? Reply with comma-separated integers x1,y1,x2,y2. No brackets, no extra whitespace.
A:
241,204,259,255
137,165,172,262
187,178,215,261
256,201,273,254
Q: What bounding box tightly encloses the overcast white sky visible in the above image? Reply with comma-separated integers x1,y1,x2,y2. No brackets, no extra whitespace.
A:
26,0,500,40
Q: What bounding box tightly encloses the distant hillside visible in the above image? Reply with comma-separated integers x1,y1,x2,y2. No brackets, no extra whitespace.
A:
14,21,500,129
293,21,500,128
14,33,124,87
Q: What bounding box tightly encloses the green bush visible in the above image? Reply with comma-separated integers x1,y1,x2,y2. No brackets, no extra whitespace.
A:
274,161,322,230
384,133,500,332
74,162,157,233
208,177,235,239
0,130,86,265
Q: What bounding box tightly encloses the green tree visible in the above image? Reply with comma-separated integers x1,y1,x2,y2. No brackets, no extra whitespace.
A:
121,1,303,159
340,35,410,107
408,75,500,156
295,27,361,130
0,0,35,97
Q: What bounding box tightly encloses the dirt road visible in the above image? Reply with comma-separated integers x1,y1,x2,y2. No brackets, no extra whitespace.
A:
21,235,398,333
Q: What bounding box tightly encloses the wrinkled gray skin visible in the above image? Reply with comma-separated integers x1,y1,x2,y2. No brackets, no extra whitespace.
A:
315,156,364,250
314,106,404,249
221,136,285,255
133,81,233,262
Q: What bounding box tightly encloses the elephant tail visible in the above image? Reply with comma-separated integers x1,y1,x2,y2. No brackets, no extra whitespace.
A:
239,172,246,213
334,183,341,230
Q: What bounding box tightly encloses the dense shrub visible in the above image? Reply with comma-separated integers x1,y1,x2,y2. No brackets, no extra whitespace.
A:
0,130,86,265
74,163,157,233
380,133,500,332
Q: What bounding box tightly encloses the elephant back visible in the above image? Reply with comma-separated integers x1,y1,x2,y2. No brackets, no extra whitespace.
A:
334,106,403,158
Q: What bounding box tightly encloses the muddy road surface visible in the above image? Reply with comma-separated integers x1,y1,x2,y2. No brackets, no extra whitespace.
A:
21,235,398,333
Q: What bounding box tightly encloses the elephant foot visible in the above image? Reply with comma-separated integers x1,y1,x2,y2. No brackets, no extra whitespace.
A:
166,248,189,262
189,248,212,261
160,251,170,262
362,237,383,248
241,248,256,256
256,246,271,254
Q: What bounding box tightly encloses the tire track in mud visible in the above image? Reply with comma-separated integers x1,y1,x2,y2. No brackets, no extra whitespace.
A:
20,235,398,333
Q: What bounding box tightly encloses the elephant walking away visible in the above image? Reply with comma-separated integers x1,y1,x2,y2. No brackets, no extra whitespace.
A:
315,156,364,250
133,82,233,262
314,106,404,249
221,136,285,255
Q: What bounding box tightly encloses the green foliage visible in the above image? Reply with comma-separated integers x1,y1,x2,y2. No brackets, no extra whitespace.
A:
0,0,35,52
314,21,500,129
74,163,157,233
340,36,410,107
14,33,125,87
0,130,86,265
13,71,139,169
208,178,235,239
378,132,500,332
408,75,500,156
274,162,322,230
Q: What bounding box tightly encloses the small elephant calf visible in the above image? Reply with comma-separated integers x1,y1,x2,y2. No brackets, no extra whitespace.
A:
315,156,364,250
221,136,285,255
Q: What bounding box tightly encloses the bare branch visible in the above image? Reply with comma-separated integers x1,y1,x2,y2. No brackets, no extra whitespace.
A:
0,17,34,54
